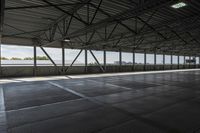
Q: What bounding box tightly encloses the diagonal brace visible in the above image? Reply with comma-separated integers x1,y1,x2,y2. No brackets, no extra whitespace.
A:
65,49,83,72
40,46,57,66
89,50,105,72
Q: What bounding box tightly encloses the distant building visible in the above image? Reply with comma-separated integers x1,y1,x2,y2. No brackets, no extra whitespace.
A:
186,58,196,64
114,61,132,65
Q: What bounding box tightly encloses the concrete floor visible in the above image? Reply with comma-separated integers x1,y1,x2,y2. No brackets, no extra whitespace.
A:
1,70,200,133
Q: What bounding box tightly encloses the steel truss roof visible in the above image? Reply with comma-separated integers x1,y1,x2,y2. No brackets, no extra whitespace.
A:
1,0,200,56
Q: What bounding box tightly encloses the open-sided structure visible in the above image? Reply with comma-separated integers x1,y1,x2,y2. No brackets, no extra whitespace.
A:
2,1,200,133
1,0,200,77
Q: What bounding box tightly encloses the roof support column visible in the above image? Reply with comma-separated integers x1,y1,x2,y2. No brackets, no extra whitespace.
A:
85,49,88,73
0,41,1,77
163,53,165,70
189,56,191,69
199,56,200,68
171,53,173,70
184,55,186,69
103,50,106,72
154,50,156,70
144,50,146,71
198,56,200,65
132,50,135,71
62,43,65,74
119,48,122,72
178,54,180,69
62,44,65,67
33,45,37,76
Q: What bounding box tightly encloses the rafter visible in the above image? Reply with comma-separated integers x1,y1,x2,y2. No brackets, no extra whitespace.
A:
36,0,92,46
5,3,78,10
66,0,174,39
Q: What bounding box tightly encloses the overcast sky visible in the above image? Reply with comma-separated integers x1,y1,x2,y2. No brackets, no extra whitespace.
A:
1,44,187,64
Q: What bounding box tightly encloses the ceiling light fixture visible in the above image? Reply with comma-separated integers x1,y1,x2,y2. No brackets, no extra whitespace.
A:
64,38,70,42
171,2,187,9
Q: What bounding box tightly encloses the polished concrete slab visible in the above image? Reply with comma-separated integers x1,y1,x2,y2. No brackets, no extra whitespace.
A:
1,70,200,133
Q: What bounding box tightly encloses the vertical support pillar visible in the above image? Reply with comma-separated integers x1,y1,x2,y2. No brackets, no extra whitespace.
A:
170,53,173,70
199,56,200,68
103,50,106,72
85,49,88,73
0,43,1,77
194,56,197,68
0,40,1,77
132,50,135,71
119,48,122,71
62,44,65,67
189,56,191,69
178,55,180,69
0,0,5,77
144,50,146,71
183,55,186,69
62,44,65,74
33,45,37,76
163,53,165,70
154,51,156,70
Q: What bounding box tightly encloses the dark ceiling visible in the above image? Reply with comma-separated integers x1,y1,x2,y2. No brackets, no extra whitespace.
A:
2,0,200,55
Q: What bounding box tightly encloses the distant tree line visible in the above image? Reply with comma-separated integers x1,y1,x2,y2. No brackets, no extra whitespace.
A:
0,56,49,60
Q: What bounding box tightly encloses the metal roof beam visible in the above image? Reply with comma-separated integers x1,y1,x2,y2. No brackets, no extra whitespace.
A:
41,0,88,25
5,3,79,10
137,17,168,40
2,36,34,46
67,0,174,38
36,0,92,39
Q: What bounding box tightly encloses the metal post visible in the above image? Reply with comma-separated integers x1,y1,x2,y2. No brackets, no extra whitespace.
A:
154,51,156,70
178,55,180,69
0,39,2,77
171,53,173,70
163,53,165,70
103,50,106,72
119,49,122,71
85,49,88,73
184,55,186,69
33,45,37,76
199,56,200,68
144,50,146,71
0,43,1,77
62,44,65,67
132,50,135,71
61,44,65,74
189,56,191,68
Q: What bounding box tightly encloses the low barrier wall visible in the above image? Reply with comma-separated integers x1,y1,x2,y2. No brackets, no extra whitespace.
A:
0,64,199,77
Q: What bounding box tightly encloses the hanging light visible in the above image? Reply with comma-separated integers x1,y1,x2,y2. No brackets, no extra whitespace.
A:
171,2,187,9
63,38,70,42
